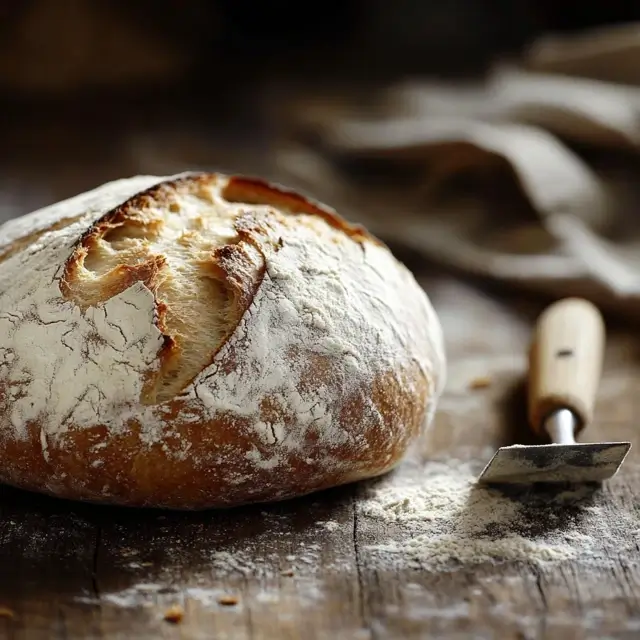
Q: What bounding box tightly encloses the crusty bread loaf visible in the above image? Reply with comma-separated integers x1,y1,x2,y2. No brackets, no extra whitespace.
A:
0,173,445,509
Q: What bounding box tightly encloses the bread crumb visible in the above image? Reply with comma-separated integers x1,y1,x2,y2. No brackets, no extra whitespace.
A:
163,604,184,623
0,607,14,619
469,376,492,389
218,594,239,606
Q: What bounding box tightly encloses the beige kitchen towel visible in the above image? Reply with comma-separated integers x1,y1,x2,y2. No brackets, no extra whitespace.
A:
273,24,640,317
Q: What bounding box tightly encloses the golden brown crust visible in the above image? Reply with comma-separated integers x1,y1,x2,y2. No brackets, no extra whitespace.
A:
221,174,378,245
1,361,429,509
0,172,445,509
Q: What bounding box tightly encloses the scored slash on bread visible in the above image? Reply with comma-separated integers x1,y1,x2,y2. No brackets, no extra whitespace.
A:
0,173,445,509
60,174,374,405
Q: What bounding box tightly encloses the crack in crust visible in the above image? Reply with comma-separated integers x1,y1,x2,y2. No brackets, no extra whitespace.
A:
57,173,374,404
221,175,378,245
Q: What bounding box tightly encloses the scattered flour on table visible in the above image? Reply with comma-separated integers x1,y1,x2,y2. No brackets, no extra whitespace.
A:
82,519,347,609
316,520,341,532
358,458,640,571
63,457,640,609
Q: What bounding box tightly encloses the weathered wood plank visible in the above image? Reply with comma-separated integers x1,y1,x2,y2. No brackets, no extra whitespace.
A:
0,484,367,640
0,488,100,639
88,488,367,640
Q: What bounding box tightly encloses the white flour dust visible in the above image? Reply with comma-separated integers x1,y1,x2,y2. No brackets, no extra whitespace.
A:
56,456,640,610
357,457,640,571
74,508,354,610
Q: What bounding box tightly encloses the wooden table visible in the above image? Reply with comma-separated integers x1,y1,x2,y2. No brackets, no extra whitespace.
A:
1,97,640,639
1,268,639,640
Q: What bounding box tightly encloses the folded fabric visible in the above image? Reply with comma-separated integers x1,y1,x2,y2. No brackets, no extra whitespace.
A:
273,24,640,318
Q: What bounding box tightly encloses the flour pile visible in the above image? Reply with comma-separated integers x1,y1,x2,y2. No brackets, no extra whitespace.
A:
358,457,640,571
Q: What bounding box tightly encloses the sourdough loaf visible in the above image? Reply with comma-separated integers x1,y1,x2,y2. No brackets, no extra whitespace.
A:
0,173,445,508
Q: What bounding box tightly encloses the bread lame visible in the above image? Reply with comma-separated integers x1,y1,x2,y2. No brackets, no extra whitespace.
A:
478,298,631,484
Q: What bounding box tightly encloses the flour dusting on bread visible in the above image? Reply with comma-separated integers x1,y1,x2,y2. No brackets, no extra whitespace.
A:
0,176,167,441
0,173,446,508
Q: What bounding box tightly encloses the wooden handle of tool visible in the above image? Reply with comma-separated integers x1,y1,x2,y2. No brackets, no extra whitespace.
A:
528,298,605,435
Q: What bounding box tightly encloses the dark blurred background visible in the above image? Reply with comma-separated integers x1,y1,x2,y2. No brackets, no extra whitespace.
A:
1,0,640,219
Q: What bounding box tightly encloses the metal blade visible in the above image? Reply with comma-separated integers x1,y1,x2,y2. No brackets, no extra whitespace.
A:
478,442,631,484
